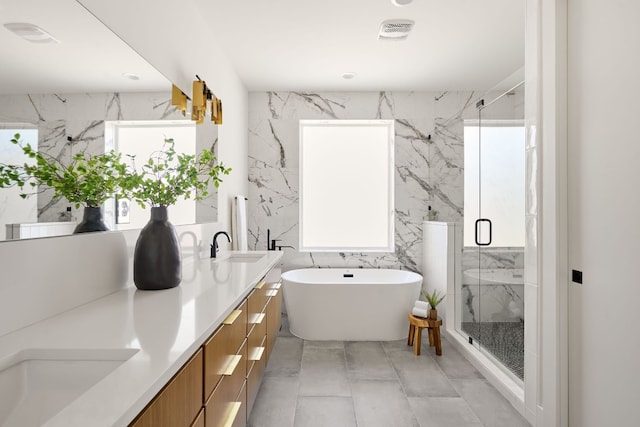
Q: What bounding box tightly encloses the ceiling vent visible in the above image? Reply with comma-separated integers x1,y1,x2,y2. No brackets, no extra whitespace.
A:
378,19,414,41
3,23,59,44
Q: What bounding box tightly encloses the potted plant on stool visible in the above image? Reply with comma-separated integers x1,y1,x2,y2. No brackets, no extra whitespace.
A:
422,289,445,320
124,137,231,290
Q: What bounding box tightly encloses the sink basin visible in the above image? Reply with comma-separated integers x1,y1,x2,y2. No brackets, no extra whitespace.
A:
214,251,267,264
0,348,138,426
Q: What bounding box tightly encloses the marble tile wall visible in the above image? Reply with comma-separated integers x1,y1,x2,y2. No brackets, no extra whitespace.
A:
0,92,219,224
462,248,525,272
247,91,481,274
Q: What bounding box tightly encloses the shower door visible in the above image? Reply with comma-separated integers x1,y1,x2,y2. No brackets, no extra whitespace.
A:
460,82,526,382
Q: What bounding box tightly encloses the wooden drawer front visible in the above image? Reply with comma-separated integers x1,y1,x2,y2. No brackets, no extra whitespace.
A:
246,335,267,416
266,281,281,291
246,284,268,333
131,349,203,427
224,301,247,355
191,408,205,427
205,382,239,427
265,288,282,361
247,309,266,360
204,326,226,401
248,287,267,311
232,381,247,427
227,339,247,400
205,347,247,427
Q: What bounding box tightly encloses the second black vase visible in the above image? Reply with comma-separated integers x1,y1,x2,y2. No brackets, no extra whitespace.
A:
133,206,182,290
73,206,109,233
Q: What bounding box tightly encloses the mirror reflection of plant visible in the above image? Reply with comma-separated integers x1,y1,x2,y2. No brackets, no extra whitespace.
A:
0,133,137,208
124,137,231,208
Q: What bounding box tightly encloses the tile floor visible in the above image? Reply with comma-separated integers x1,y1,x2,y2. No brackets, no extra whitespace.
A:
248,316,530,427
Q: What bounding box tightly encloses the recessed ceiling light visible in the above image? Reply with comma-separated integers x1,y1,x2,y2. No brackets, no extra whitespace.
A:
122,73,140,81
3,22,59,44
342,72,357,80
391,0,413,6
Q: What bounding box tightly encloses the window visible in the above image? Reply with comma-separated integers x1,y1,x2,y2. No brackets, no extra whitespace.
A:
463,121,525,247
299,120,394,252
105,120,197,230
0,127,38,240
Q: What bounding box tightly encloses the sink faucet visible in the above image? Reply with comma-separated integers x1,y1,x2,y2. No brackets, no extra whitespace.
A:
211,231,231,258
276,245,296,251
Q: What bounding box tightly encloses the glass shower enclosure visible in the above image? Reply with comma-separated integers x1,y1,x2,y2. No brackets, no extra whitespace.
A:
458,82,526,382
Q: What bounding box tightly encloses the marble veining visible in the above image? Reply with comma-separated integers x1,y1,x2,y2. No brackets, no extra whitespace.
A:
248,91,478,274
0,91,219,224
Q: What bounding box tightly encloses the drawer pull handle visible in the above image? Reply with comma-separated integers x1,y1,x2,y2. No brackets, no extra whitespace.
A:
254,280,265,289
248,346,265,362
270,282,282,290
223,309,242,325
223,354,243,376
221,401,242,427
249,313,266,325
265,290,279,297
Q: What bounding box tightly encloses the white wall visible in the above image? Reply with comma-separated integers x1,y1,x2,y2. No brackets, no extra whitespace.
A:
78,0,249,229
566,1,640,425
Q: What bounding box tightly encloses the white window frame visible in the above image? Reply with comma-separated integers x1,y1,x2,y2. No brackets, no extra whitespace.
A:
104,120,197,230
299,119,395,252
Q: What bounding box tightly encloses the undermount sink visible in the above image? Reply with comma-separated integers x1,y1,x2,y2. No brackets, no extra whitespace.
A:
0,348,138,427
213,251,267,264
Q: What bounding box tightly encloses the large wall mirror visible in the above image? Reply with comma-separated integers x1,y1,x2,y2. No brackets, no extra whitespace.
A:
0,0,218,241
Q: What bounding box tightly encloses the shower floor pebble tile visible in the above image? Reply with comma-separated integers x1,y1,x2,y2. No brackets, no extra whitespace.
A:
248,316,530,427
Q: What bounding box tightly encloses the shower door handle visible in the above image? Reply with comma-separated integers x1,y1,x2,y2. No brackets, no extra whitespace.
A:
474,218,492,246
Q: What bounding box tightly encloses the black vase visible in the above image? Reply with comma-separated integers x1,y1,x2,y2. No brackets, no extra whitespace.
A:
133,206,182,290
73,207,109,233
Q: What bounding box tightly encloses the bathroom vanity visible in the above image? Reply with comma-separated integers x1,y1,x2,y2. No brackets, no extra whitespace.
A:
130,274,282,427
0,234,283,427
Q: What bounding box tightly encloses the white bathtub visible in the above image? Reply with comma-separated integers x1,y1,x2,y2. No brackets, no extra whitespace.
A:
281,268,422,341
461,268,524,322
463,268,524,285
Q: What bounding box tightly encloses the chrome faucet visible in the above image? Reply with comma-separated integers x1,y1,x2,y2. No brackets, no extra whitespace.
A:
211,231,231,258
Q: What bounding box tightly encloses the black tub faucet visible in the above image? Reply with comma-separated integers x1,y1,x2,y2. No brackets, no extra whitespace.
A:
211,231,231,258
267,228,280,251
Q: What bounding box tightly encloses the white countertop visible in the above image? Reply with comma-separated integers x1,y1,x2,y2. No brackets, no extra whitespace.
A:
0,250,283,427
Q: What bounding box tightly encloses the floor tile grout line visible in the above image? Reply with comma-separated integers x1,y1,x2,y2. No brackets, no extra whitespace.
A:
292,339,309,427
260,331,523,427
381,342,424,427
381,341,411,399
341,341,360,427
424,338,492,427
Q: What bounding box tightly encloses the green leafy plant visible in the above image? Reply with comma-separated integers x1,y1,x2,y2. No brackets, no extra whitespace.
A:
124,137,231,207
0,133,137,208
422,289,445,310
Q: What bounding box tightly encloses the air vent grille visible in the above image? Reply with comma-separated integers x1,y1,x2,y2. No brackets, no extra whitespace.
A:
378,19,414,41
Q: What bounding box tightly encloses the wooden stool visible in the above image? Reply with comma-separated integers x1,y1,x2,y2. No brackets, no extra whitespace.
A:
407,313,443,356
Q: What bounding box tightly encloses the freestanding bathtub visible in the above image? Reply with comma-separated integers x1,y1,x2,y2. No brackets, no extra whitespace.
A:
281,268,422,341
461,268,524,322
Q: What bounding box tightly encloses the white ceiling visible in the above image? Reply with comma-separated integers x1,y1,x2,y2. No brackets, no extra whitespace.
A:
201,0,525,91
0,0,524,95
0,0,169,94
